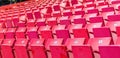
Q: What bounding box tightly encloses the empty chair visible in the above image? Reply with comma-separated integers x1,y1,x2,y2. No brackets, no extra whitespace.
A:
87,9,99,14
73,10,85,17
33,10,42,19
47,17,58,26
12,16,19,27
101,7,115,19
87,37,113,51
73,17,87,27
99,45,120,58
93,27,112,37
5,18,14,28
36,18,46,27
72,45,93,58
65,38,85,51
62,10,73,16
0,28,6,39
67,24,83,33
26,19,35,27
39,26,53,39
89,16,104,26
52,11,62,17
53,4,61,11
59,16,71,26
16,27,26,39
26,11,34,19
27,27,39,39
116,26,120,37
73,28,89,43
30,39,47,58
14,39,29,58
45,39,63,50
5,28,16,39
49,38,68,58
1,39,15,58
55,25,70,41
102,7,114,12
108,14,120,21
106,21,120,32
85,23,103,32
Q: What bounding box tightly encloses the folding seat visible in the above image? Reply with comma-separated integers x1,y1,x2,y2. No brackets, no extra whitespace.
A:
73,4,84,9
47,17,57,26
1,39,15,58
99,45,120,58
27,27,39,39
85,23,103,32
67,24,83,33
5,18,14,28
53,4,61,11
16,27,26,39
52,11,62,17
71,0,78,5
72,17,87,27
83,4,96,13
17,16,26,27
84,13,98,21
0,28,7,39
97,2,109,11
50,40,69,58
106,21,120,32
30,39,47,58
65,38,85,51
111,1,120,9
26,11,34,19
17,21,26,27
0,22,5,28
89,16,104,26
14,39,29,58
33,10,42,19
73,28,89,43
72,45,94,58
36,18,46,27
5,28,16,39
100,7,115,19
108,14,120,21
39,26,53,39
52,25,66,34
43,13,51,18
26,19,35,27
59,16,71,26
45,39,63,50
87,37,113,51
116,26,120,37
87,9,99,15
62,10,73,16
73,10,85,17
12,16,19,27
93,27,112,37
46,6,53,13
55,25,70,41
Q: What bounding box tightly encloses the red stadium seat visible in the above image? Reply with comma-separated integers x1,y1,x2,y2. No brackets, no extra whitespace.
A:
65,38,85,51
16,27,26,39
87,37,113,51
1,39,14,58
39,26,53,39
30,39,47,58
72,45,94,58
14,39,29,58
93,27,112,37
27,27,39,39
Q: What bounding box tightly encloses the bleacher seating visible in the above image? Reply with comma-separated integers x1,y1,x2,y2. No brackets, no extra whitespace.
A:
0,0,120,58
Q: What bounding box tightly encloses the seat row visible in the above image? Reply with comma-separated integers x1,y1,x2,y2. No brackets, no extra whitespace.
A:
0,37,120,58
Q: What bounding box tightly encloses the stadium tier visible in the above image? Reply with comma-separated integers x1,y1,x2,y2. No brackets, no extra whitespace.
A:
0,0,120,58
